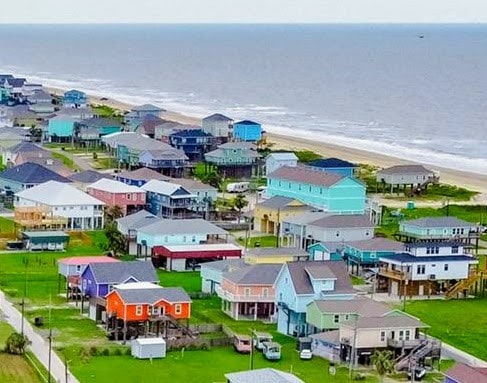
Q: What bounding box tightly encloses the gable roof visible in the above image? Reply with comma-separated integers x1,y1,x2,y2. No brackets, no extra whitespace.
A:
170,129,212,138
312,297,391,317
88,178,143,193
201,258,247,273
245,247,308,258
380,253,476,264
235,120,260,126
402,216,476,228
257,196,311,210
285,261,353,295
87,261,158,284
141,179,194,197
140,148,188,161
378,164,433,175
114,283,191,304
139,218,227,236
116,209,160,230
283,211,329,225
137,115,167,135
346,237,404,252
158,176,217,192
309,214,374,229
445,364,487,383
308,158,356,169
132,104,164,112
225,368,305,383
9,142,49,155
117,167,166,181
219,142,256,150
0,162,71,184
223,264,282,285
58,256,120,266
15,180,105,206
266,152,298,161
203,113,233,122
79,117,122,128
343,312,428,330
268,166,345,187
68,170,108,184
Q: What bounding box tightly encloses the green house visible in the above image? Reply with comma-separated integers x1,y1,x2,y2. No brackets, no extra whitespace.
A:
307,242,344,261
22,231,70,251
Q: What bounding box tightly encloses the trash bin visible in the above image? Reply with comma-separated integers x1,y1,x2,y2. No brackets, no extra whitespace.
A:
34,317,44,327
407,201,415,210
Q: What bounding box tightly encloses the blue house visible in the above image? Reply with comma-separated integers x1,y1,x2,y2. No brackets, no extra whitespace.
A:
307,242,345,261
48,115,79,143
0,162,71,193
63,90,87,108
274,261,355,336
233,120,262,142
169,129,215,162
80,261,158,321
267,166,366,214
141,179,198,218
307,158,357,178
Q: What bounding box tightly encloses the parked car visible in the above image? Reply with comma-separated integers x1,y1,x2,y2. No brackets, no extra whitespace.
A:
253,331,273,351
234,334,252,353
299,349,313,360
262,341,282,361
227,182,250,193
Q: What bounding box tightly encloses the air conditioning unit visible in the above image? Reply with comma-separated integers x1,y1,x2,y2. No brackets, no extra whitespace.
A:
428,274,436,280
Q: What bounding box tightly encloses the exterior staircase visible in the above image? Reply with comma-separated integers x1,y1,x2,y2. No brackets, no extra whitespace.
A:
395,338,441,372
445,271,482,299
162,314,197,339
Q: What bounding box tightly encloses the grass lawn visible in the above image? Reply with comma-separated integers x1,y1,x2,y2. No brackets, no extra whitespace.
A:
236,235,278,248
51,151,80,171
158,270,202,293
0,321,44,383
405,298,487,361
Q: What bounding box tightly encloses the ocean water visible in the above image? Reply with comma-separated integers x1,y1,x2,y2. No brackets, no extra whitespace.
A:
1,24,487,174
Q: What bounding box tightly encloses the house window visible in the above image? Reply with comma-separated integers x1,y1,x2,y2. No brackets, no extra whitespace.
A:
285,277,288,284
152,307,160,316
333,315,339,323
164,236,168,242
127,193,131,200
417,265,426,275
191,235,196,243
405,330,411,340
380,331,386,342
76,265,81,273
335,231,340,237
461,228,465,235
444,264,449,271
370,252,376,259
399,330,404,341
183,236,187,242
244,288,251,297
426,247,431,255
452,246,459,254
435,247,439,254
135,305,143,316
174,304,182,315
262,288,269,298
344,314,349,320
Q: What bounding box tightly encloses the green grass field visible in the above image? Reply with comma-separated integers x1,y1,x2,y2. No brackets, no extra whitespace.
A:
406,298,487,361
236,235,278,248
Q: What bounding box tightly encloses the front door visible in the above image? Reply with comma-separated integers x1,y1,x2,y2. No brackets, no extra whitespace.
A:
419,284,424,296
391,281,398,296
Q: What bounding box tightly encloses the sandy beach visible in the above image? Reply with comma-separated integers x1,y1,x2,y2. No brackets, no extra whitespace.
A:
46,87,487,193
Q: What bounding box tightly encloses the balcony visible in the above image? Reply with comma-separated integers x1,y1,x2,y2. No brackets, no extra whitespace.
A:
379,267,407,280
216,286,275,303
387,338,422,349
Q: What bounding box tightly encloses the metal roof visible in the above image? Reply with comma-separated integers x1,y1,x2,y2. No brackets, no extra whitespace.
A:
380,253,477,264
268,166,345,187
223,264,282,285
141,179,194,197
139,218,228,236
266,152,298,161
162,243,241,252
402,216,476,228
88,261,158,284
88,178,143,193
225,368,305,383
378,164,433,175
116,210,160,230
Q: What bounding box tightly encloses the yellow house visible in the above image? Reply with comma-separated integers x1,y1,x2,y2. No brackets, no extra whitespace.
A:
244,247,309,264
254,196,314,235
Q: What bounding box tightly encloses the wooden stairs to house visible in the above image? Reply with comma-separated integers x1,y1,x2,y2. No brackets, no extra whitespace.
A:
409,175,440,196
162,314,198,339
395,338,441,372
445,271,483,299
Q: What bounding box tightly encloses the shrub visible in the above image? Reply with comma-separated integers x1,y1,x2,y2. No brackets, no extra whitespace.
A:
125,348,132,356
89,346,99,356
4,332,30,355
101,348,110,356
113,348,122,356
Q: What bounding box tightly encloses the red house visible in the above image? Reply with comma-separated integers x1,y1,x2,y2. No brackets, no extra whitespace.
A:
152,243,242,271
105,282,192,340
87,178,146,216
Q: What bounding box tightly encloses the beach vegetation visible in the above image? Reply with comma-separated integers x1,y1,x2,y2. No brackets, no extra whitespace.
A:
91,104,124,123
4,332,30,355
294,150,322,163
370,350,394,383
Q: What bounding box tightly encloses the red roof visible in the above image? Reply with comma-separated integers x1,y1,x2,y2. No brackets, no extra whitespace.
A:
58,256,120,266
446,364,487,383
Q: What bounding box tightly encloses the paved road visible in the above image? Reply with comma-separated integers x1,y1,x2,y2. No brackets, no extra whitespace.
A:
0,291,79,383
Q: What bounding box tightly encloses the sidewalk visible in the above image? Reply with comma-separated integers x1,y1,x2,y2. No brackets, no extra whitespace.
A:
0,290,79,383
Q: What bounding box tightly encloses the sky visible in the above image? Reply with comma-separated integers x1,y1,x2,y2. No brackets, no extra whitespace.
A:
1,0,486,24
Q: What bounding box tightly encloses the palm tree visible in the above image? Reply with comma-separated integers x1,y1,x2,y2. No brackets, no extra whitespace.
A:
104,221,127,256
232,193,248,223
105,205,124,224
4,332,30,355
370,349,395,383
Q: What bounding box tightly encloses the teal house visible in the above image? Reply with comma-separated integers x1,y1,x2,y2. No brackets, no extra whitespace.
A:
233,120,262,142
48,115,79,143
267,166,365,214
204,142,260,178
398,216,480,242
307,242,344,261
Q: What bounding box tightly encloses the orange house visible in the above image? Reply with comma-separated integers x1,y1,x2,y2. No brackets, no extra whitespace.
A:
106,282,192,322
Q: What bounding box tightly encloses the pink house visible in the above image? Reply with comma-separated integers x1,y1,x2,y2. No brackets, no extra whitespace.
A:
216,264,282,322
87,178,146,216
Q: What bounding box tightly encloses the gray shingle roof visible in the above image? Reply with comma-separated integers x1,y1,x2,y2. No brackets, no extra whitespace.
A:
79,117,122,128
132,104,164,112
445,364,487,383
266,152,298,161
343,313,428,330
223,264,282,285
116,210,160,230
138,219,228,236
402,216,476,228
309,214,374,229
117,167,166,181
304,266,336,280
88,261,158,284
218,142,256,150
346,237,404,252
286,261,353,295
313,297,391,317
378,164,433,175
0,162,71,184
257,196,312,210
201,258,247,272
116,286,191,304
225,368,305,383
68,170,109,184
268,166,345,187
203,113,233,122
245,247,308,258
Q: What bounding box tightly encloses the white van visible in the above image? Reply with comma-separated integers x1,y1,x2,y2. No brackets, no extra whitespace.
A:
226,182,250,193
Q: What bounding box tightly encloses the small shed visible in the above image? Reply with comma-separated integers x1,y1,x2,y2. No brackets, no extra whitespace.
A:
22,231,70,251
131,338,166,359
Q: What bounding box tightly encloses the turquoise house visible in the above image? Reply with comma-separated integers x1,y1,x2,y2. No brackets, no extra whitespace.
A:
307,242,344,261
267,166,365,214
63,90,87,108
398,216,480,242
307,158,357,178
233,120,262,142
48,115,78,143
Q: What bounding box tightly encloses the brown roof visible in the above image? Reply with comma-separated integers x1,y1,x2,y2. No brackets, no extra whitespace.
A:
286,261,354,295
313,297,392,317
309,214,374,229
446,364,487,383
268,166,345,187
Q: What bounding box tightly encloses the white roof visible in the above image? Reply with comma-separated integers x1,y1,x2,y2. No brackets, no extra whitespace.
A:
162,243,242,252
114,282,162,290
133,337,166,345
88,178,143,193
15,181,105,206
141,179,196,198
267,152,298,161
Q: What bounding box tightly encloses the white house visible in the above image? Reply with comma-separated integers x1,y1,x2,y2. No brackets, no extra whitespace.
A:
265,152,298,176
15,181,105,230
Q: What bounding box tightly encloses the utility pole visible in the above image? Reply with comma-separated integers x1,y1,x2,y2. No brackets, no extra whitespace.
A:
21,263,27,336
48,294,52,383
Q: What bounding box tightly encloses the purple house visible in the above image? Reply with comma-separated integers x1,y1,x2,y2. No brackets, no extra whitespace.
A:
80,261,158,321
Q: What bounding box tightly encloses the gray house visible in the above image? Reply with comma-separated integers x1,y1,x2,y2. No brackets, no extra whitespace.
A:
202,113,233,142
376,165,438,193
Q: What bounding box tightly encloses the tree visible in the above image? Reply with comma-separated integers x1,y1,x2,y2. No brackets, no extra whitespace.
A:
232,193,248,223
370,349,395,383
4,332,30,355
105,205,124,224
104,221,126,256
